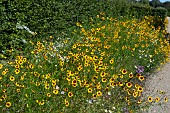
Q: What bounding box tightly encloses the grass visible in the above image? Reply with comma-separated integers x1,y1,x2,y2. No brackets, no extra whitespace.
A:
0,13,170,113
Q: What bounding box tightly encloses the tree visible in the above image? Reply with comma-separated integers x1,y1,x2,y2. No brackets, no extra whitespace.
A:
150,0,161,7
140,0,149,5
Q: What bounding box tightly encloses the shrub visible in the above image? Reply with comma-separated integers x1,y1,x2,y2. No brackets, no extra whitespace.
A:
129,4,167,30
0,0,131,59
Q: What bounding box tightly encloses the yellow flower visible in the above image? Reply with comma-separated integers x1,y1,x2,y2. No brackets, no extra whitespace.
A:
47,93,51,97
159,90,165,94
0,64,3,69
164,97,168,102
97,91,102,97
51,81,56,87
148,96,153,103
121,69,127,74
93,55,98,60
88,88,93,93
109,58,114,64
16,88,20,93
72,44,77,49
77,65,83,71
23,58,27,62
20,76,24,80
35,82,40,86
2,71,6,75
6,102,11,108
110,82,116,87
92,94,97,99
137,86,143,93
29,64,34,69
133,92,138,98
126,82,132,88
15,82,20,87
100,72,106,77
2,94,7,99
2,89,7,93
129,73,133,78
65,100,69,107
68,92,73,97
102,77,107,82
36,100,39,104
76,22,82,27
8,61,13,65
53,90,58,95
5,68,8,72
138,76,145,81
18,60,23,65
15,69,20,74
137,99,142,104
45,84,50,89
100,52,105,56
98,60,103,66
155,97,160,102
60,61,64,66
109,78,114,82
119,75,124,78
125,97,129,101
135,84,139,89
10,76,15,82
39,101,45,105
15,65,20,68
119,82,124,86
45,73,51,79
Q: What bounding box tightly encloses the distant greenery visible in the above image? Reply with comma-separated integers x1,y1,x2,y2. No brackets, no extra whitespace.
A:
161,1,170,16
149,0,170,16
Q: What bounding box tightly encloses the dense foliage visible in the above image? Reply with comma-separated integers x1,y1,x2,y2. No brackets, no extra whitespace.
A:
0,14,169,113
0,0,170,112
1,0,169,60
0,0,130,59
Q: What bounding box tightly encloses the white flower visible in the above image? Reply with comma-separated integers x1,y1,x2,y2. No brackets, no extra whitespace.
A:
112,107,116,109
108,110,112,113
108,91,111,95
22,39,27,44
16,23,36,35
149,55,153,58
150,59,152,62
56,85,59,90
86,99,93,104
61,91,65,94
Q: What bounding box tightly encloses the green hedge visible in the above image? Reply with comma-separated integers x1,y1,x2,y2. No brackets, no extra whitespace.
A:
0,0,131,59
129,4,167,29
0,0,168,60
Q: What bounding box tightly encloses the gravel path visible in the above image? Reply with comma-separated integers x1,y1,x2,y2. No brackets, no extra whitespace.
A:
143,61,170,113
143,17,170,113
166,17,170,33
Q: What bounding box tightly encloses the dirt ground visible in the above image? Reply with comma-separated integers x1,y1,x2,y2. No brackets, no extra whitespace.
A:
143,61,170,113
143,17,170,113
166,17,170,33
